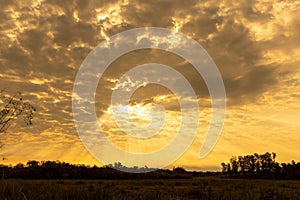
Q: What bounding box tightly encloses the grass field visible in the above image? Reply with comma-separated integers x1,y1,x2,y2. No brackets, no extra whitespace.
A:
0,178,300,200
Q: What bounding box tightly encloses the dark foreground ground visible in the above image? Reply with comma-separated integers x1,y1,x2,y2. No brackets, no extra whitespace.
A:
0,178,300,200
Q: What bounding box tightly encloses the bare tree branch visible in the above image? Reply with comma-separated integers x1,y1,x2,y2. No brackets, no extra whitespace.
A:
0,91,36,133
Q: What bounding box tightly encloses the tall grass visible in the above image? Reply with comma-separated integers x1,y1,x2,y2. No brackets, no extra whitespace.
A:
0,178,299,200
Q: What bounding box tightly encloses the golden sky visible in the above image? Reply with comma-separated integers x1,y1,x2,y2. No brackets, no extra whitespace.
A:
0,0,299,170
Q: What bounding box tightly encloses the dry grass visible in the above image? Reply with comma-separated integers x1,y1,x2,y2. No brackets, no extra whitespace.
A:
0,177,300,199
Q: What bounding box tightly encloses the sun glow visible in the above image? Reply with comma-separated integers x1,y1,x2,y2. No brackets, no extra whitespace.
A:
99,101,183,154
106,103,152,126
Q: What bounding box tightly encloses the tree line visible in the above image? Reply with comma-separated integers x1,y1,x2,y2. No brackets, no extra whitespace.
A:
0,161,194,179
221,152,300,179
0,152,299,180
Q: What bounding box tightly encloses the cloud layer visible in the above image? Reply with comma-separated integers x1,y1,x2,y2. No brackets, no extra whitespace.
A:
0,0,299,169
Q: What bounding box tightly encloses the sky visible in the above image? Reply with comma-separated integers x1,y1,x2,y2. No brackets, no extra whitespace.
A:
0,0,299,171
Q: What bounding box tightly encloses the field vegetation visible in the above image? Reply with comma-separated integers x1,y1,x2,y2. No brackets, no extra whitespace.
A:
1,178,300,200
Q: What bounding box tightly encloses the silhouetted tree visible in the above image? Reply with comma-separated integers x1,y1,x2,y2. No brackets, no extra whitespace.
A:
238,156,245,173
230,156,238,174
221,152,300,179
254,153,261,173
0,91,36,179
249,155,255,173
221,162,227,173
226,163,231,174
27,160,39,167
0,91,36,133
